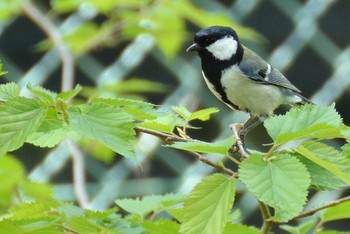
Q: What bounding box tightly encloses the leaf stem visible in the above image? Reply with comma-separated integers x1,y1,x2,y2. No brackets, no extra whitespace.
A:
291,195,350,220
135,126,238,177
258,201,273,234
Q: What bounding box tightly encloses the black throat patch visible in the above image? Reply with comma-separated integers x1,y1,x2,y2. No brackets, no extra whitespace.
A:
198,44,243,110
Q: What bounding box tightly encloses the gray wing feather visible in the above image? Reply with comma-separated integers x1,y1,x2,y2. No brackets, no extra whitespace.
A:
239,46,301,93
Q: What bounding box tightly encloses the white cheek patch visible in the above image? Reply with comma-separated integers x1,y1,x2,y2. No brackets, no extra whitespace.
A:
206,36,237,60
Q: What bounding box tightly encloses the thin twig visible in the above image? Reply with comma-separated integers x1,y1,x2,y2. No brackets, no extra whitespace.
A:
187,151,237,177
258,201,273,234
66,139,90,209
21,0,75,91
292,195,350,220
135,126,238,177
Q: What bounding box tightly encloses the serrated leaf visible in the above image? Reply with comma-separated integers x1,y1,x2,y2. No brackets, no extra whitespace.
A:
0,97,47,155
27,84,57,104
322,201,350,223
172,105,191,121
0,82,19,101
166,137,234,155
138,112,184,134
295,142,349,190
26,118,69,148
264,104,343,144
57,84,82,100
143,219,180,234
7,201,61,221
239,153,310,222
67,216,121,234
296,142,350,186
69,103,136,158
189,108,219,121
223,223,260,234
341,143,350,159
172,105,219,122
115,193,185,217
180,173,235,234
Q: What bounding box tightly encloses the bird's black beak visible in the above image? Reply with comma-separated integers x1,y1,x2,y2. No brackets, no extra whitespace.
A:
186,43,202,52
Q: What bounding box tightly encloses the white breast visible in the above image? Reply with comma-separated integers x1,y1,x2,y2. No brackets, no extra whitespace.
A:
219,66,284,116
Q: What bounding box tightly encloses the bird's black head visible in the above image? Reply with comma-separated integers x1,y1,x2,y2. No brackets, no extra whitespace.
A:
187,26,241,61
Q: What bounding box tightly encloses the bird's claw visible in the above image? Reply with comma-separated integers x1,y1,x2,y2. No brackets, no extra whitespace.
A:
229,123,250,158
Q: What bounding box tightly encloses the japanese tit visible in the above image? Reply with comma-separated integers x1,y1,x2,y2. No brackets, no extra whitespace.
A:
187,26,311,136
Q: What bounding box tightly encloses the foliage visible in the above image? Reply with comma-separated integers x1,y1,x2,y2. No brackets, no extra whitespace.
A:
0,80,350,233
0,0,349,233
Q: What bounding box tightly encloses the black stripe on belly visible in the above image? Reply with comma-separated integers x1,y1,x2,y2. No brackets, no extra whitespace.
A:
202,69,240,110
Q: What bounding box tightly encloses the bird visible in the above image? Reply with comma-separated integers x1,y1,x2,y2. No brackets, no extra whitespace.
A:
186,26,311,146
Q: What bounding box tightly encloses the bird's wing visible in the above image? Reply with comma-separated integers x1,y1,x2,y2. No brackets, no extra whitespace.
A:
238,46,301,93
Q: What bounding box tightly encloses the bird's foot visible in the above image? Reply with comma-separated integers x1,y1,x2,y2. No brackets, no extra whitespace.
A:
229,123,250,158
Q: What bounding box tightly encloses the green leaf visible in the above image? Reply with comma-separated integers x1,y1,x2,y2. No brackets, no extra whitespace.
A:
0,1,22,20
0,156,25,205
296,142,350,186
26,110,69,148
27,84,57,104
172,105,191,121
68,103,136,158
239,153,310,222
0,97,47,155
172,105,219,122
280,218,317,234
264,104,343,144
179,173,235,234
316,231,350,234
166,206,184,222
143,219,180,234
57,84,82,100
91,97,154,107
190,108,219,121
115,193,185,217
138,111,184,134
166,137,234,155
295,142,349,190
341,143,350,159
105,78,168,94
0,82,19,101
21,181,53,200
223,223,260,234
7,200,61,220
67,216,121,234
80,139,115,164
322,201,350,223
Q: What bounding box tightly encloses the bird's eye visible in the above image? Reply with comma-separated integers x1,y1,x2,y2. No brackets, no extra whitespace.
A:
204,37,214,44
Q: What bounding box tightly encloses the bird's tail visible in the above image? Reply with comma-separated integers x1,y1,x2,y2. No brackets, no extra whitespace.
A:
295,93,313,105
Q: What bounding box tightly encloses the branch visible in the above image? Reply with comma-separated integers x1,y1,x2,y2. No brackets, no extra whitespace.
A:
292,195,350,220
258,201,273,234
66,139,90,209
21,0,75,91
135,126,238,177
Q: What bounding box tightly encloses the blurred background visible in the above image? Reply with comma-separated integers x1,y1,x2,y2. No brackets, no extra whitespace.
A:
1,0,350,231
